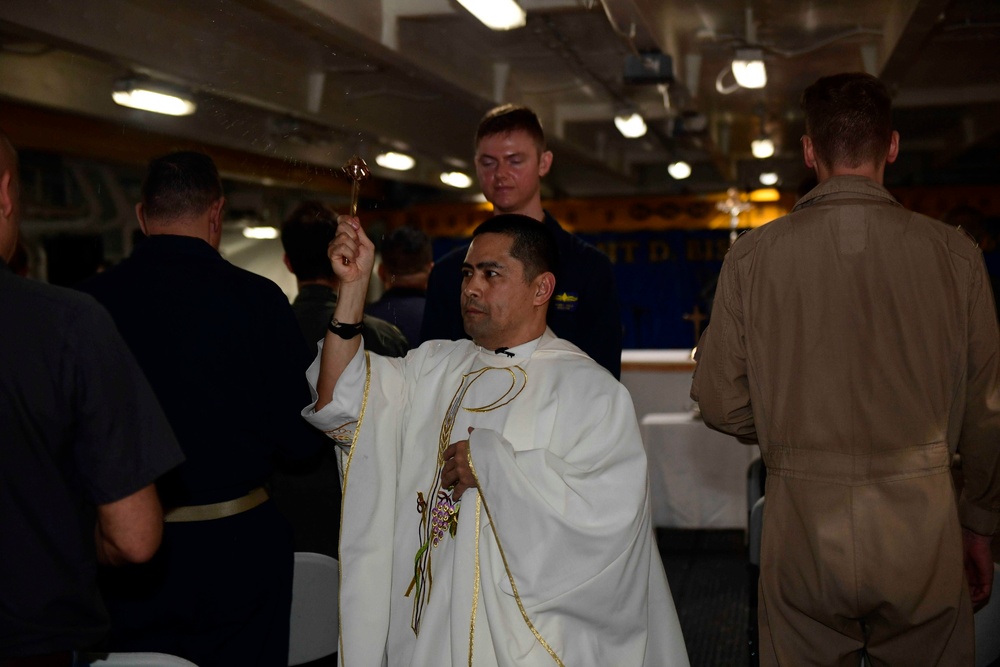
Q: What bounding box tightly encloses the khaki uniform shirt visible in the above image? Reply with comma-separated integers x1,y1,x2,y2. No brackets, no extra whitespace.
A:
692,175,1000,535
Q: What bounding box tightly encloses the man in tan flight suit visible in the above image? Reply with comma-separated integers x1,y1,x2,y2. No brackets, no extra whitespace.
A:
692,72,1000,666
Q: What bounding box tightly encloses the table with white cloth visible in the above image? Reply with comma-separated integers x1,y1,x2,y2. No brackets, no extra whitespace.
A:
640,411,759,530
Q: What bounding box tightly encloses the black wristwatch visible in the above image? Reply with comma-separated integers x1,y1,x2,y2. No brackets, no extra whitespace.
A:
328,316,364,339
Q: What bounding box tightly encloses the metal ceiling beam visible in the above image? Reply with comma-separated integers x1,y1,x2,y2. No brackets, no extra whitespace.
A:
878,0,952,92
0,99,354,194
597,0,670,54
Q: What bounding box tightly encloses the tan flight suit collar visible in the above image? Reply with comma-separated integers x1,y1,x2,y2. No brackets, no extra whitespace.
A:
793,175,903,212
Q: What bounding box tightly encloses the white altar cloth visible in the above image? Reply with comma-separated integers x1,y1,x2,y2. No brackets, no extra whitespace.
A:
640,412,759,530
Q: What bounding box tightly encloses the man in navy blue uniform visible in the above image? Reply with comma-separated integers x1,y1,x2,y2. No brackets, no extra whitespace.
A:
0,131,184,665
420,105,623,378
80,151,326,667
367,225,434,348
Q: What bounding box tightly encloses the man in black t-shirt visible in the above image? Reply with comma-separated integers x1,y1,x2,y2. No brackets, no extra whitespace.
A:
0,131,184,664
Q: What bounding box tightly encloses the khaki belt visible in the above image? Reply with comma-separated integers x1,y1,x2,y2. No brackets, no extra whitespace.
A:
164,487,269,523
765,442,951,485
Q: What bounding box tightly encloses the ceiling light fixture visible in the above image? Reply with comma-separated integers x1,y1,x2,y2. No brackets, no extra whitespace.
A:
667,161,692,180
456,0,526,31
614,112,647,139
731,49,767,89
375,151,415,171
440,171,473,188
751,136,775,159
242,226,279,240
112,79,196,116
759,172,779,186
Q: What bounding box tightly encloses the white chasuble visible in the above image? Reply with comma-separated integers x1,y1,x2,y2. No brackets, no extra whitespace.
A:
303,328,688,667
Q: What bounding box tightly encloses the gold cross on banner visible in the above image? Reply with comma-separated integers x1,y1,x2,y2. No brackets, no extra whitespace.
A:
683,305,707,346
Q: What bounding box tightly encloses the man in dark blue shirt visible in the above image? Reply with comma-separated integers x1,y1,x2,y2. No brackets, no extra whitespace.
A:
0,131,183,665
80,151,325,667
420,105,622,378
367,225,433,348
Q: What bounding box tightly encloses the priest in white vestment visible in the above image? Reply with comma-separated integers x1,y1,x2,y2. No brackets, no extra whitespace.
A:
302,213,688,666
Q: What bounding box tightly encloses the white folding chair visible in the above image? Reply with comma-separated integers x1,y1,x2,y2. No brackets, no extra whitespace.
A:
79,653,198,666
288,551,340,666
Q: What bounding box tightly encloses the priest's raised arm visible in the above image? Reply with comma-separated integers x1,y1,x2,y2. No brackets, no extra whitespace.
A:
313,216,372,411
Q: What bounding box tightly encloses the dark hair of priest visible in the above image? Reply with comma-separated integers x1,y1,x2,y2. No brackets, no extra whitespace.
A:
141,151,223,221
472,214,559,282
475,104,546,153
280,200,338,281
800,72,894,170
381,226,432,276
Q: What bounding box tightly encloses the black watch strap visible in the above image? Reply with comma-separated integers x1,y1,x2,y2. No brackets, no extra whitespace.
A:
328,316,364,339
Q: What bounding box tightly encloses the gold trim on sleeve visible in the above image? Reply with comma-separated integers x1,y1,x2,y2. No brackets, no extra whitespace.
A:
337,350,371,665
322,419,359,446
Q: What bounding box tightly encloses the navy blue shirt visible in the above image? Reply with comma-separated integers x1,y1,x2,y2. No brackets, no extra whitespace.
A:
79,235,324,507
366,286,426,349
1,260,183,657
420,212,623,378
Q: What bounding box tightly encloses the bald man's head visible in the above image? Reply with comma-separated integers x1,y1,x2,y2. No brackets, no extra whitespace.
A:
0,131,20,263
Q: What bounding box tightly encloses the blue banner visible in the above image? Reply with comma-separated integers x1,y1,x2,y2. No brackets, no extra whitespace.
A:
432,228,734,350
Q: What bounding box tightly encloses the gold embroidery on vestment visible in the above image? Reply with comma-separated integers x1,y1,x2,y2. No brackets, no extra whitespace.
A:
467,448,565,666
409,364,527,635
322,419,357,445
469,494,482,666
462,366,526,414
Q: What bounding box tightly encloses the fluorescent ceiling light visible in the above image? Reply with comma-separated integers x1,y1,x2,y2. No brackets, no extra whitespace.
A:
112,80,196,116
456,0,526,31
440,171,473,188
759,172,779,186
375,151,415,171
731,49,767,89
242,226,279,240
614,113,647,138
667,161,692,180
751,137,775,159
